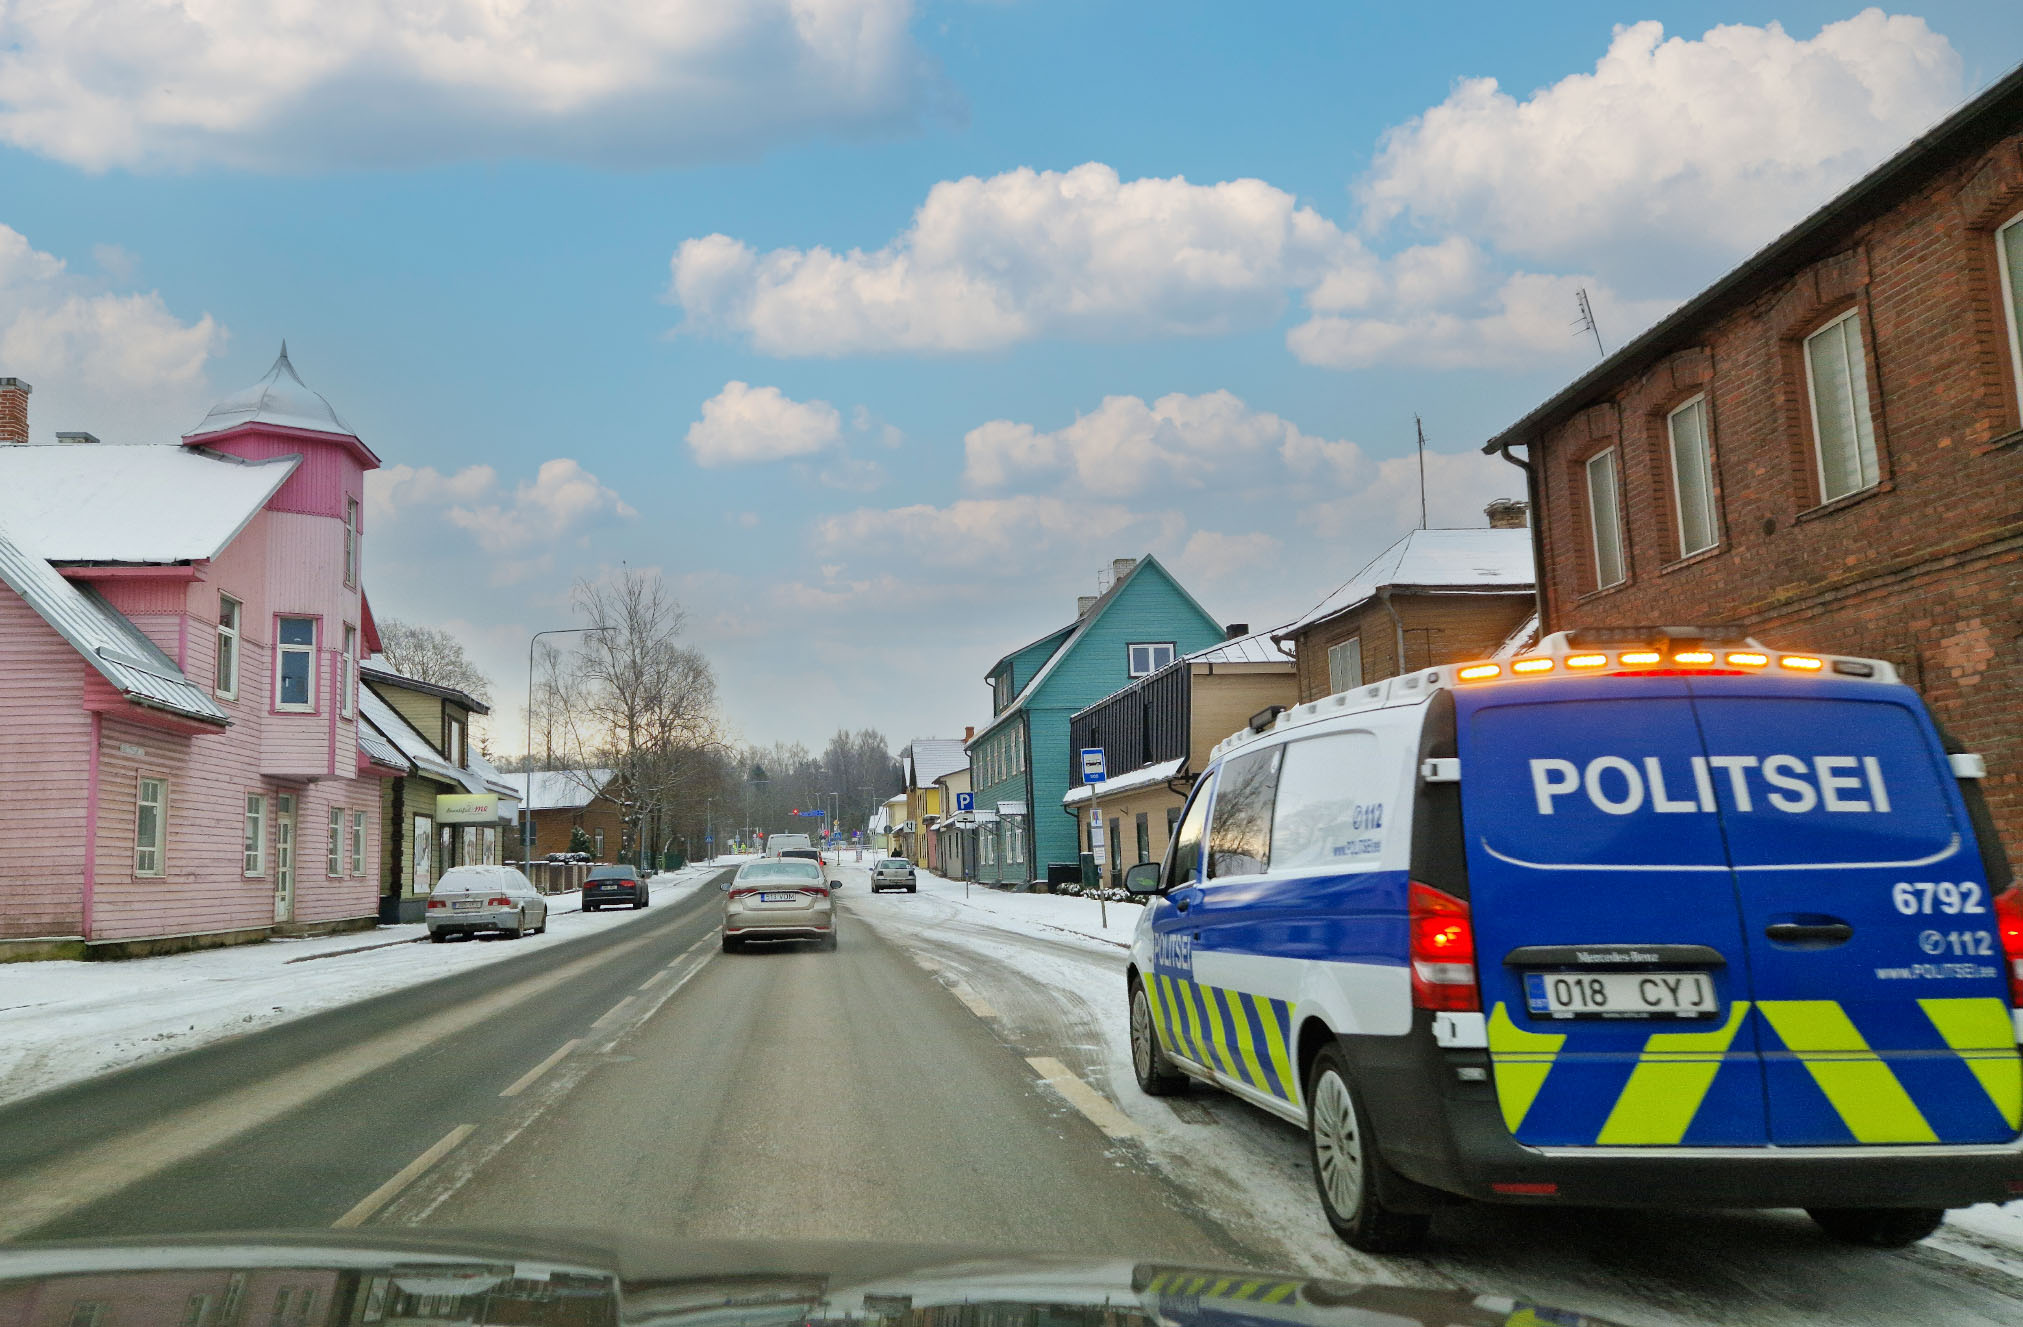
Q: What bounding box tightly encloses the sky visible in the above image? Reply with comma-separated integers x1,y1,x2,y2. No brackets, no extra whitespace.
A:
3,1,2020,756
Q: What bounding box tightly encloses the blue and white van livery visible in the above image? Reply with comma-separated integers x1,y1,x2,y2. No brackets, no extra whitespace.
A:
1122,627,2023,1252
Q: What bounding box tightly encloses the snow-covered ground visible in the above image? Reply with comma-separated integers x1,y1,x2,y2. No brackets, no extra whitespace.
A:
0,863,725,1108
840,859,2023,1317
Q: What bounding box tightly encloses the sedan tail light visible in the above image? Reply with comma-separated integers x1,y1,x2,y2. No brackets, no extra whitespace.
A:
486,896,513,907
1995,886,2023,1008
1409,882,1479,1012
802,886,829,898
426,899,445,910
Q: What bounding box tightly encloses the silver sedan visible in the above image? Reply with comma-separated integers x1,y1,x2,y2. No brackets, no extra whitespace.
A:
722,858,836,951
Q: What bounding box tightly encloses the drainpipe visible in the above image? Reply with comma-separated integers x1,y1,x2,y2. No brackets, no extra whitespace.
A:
1378,586,1407,677
83,713,102,941
1492,437,1549,634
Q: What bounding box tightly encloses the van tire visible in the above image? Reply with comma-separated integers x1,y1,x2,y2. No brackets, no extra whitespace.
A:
1807,1207,1946,1247
1129,979,1190,1096
1306,1044,1430,1253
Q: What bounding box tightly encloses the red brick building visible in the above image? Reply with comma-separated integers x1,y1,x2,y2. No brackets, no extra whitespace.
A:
1484,64,2023,852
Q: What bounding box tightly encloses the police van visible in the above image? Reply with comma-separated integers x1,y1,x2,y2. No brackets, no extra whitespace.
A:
1121,627,2022,1252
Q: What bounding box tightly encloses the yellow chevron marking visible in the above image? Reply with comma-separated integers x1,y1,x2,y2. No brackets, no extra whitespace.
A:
1919,997,2023,1128
1251,992,1295,1100
1596,1001,1751,1144
1757,1000,1937,1143
1177,979,1210,1067
1150,975,1181,1053
1222,987,1271,1089
1487,1003,1566,1134
1261,1283,1297,1304
1193,981,1234,1077
1156,975,1191,1061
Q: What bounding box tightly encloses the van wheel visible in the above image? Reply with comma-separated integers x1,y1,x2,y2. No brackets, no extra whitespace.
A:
1807,1207,1946,1247
1129,980,1189,1095
1307,1043,1430,1253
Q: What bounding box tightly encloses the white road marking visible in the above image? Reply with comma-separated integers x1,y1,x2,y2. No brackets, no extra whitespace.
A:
949,983,997,1019
331,1123,473,1228
590,996,637,1030
1026,1055,1141,1139
499,1039,581,1098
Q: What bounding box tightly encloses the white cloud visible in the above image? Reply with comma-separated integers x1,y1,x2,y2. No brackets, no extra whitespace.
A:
1174,530,1283,584
1359,11,1962,270
367,457,636,584
671,162,1365,354
814,495,1179,569
1298,448,1525,540
0,0,937,171
963,389,1344,498
0,223,223,443
687,380,843,467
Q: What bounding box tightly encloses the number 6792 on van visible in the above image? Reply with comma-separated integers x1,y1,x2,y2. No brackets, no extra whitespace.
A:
1121,628,2023,1252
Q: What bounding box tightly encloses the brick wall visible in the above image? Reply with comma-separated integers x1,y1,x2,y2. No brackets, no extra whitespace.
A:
1529,128,2023,852
1292,592,1534,703
525,799,628,860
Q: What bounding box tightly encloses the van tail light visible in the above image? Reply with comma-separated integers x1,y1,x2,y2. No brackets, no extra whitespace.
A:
487,896,512,907
1995,887,2023,1008
1410,882,1479,1012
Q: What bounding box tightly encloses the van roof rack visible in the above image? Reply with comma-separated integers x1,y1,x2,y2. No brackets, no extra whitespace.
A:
1563,625,1745,646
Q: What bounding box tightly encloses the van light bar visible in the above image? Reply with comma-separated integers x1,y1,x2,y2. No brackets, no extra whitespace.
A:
1725,651,1768,668
1510,658,1553,674
1673,650,1715,665
1564,653,1607,669
1458,663,1501,681
1618,651,1661,665
1779,655,1824,671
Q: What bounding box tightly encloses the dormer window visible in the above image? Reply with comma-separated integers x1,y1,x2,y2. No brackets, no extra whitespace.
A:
276,617,317,711
1128,642,1175,678
344,498,360,588
445,714,467,768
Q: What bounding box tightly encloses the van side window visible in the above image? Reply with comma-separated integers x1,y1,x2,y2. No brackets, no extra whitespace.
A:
1271,731,1386,872
1209,746,1282,878
1165,777,1214,890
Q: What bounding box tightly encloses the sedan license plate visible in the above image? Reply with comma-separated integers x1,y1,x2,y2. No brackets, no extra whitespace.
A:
451,900,482,911
1524,970,1717,1020
760,892,798,903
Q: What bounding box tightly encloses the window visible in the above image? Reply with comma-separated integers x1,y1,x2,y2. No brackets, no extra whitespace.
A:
993,672,1011,712
1208,746,1282,878
593,828,605,858
135,778,166,876
1326,637,1363,694
216,596,241,699
1667,396,1719,557
1164,780,1212,890
412,815,434,894
275,616,316,710
327,808,343,875
1997,212,2023,417
1585,448,1626,589
445,715,466,768
1128,642,1175,677
344,498,360,588
341,625,358,718
1803,309,1880,501
1008,818,1025,865
1107,816,1121,878
1135,811,1150,864
1271,731,1385,872
244,795,266,875
351,810,367,875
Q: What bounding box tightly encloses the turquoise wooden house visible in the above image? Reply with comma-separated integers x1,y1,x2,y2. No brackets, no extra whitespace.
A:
966,556,1227,885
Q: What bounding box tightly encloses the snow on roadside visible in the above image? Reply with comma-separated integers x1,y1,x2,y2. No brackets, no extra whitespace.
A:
883,863,1145,948
0,863,725,1108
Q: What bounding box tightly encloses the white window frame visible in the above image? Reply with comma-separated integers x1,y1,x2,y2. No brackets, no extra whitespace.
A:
341,625,357,718
1802,308,1881,503
243,794,267,877
445,715,466,768
135,777,167,877
351,811,367,876
1666,394,1719,558
1127,642,1176,678
215,596,241,700
1326,637,1363,693
1007,818,1025,865
327,808,343,876
275,617,317,712
343,498,360,588
1997,210,2023,420
1585,448,1627,589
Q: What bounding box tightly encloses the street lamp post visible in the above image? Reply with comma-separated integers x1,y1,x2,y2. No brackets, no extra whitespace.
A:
521,625,612,866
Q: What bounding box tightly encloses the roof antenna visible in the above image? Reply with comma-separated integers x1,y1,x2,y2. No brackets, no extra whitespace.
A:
1414,415,1428,530
1573,288,1606,359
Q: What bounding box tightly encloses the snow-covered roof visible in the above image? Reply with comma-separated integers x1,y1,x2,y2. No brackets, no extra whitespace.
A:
0,525,227,726
356,718,411,774
1491,612,1542,661
465,748,522,802
0,445,297,563
1183,627,1291,666
1063,757,1186,807
359,662,490,715
185,343,357,441
500,769,615,811
358,686,489,794
908,739,968,788
1281,528,1534,637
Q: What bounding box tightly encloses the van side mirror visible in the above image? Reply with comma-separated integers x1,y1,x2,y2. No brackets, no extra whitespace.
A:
1123,862,1162,896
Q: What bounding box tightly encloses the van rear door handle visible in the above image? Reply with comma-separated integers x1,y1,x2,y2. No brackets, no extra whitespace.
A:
1765,922,1853,946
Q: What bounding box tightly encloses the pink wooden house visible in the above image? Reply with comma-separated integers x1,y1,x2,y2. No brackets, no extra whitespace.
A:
0,349,400,959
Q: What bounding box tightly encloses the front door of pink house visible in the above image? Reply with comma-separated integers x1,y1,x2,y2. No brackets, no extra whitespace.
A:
274,795,296,923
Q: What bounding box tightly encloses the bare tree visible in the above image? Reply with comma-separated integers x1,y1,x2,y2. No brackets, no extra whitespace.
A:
375,620,494,703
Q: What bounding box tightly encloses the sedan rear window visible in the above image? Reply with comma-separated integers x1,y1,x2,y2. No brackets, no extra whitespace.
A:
588,866,639,880
739,861,822,881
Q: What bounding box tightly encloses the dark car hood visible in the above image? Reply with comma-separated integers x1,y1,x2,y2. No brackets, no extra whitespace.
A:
0,1231,1623,1327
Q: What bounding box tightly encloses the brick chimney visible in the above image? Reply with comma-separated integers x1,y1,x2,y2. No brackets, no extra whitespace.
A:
0,379,28,444
964,725,975,741
1485,498,1529,529
1224,623,1249,639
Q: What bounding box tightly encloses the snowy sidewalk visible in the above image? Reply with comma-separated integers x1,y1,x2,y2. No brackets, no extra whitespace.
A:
890,864,1144,948
0,862,725,1108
